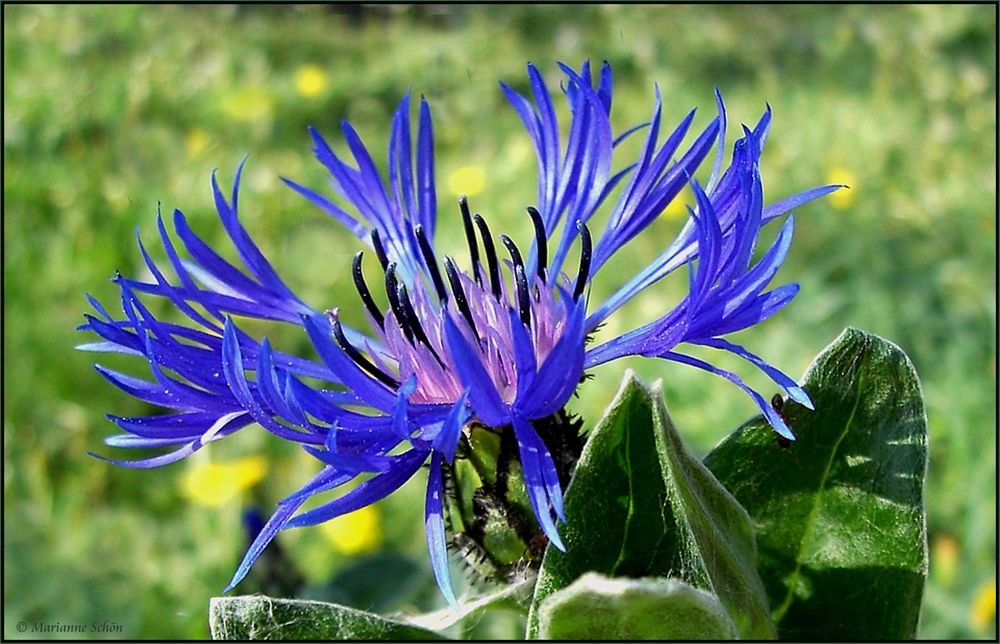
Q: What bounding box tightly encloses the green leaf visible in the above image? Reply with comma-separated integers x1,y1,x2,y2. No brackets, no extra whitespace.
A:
537,572,738,640
527,373,775,639
704,328,929,639
208,595,445,640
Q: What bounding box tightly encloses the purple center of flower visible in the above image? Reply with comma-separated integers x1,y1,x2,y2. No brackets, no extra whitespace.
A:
332,198,592,407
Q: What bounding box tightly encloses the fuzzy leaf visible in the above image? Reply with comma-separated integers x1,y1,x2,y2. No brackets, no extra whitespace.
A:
527,372,774,638
209,595,444,640
704,328,929,639
537,572,738,640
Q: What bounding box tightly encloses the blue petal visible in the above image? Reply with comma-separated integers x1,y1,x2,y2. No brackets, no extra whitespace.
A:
694,338,813,409
705,87,728,194
392,375,418,440
302,313,396,412
84,293,114,321
718,216,795,318
425,452,459,609
283,449,426,528
762,184,844,223
256,338,304,427
663,350,795,441
76,340,142,356
508,308,537,396
103,434,190,448
388,93,418,226
303,445,394,473
107,410,252,439
511,417,566,549
211,161,309,314
527,63,561,219
697,283,800,338
222,318,321,443
94,364,199,410
432,391,471,463
443,314,509,427
87,443,198,469
226,497,303,592
281,177,367,238
596,60,613,114
520,293,585,419
416,98,437,237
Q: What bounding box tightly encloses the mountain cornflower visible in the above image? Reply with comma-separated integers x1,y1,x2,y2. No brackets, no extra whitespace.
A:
80,61,838,605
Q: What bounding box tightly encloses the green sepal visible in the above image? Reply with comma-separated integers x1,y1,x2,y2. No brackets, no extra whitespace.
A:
527,372,775,639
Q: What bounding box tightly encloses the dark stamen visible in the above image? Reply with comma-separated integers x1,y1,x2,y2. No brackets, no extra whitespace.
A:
370,228,390,271
513,264,531,326
526,206,547,281
459,197,482,285
443,257,480,342
574,222,592,301
473,214,502,299
396,282,445,367
330,316,399,388
500,234,525,273
501,235,531,326
414,224,448,303
352,252,384,329
384,264,414,343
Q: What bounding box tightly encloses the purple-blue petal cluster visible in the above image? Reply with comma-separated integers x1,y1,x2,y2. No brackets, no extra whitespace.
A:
80,60,837,604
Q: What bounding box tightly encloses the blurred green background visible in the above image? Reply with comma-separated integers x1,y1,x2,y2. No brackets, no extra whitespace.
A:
3,4,995,639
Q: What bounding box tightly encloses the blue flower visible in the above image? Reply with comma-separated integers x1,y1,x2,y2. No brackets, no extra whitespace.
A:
80,61,838,605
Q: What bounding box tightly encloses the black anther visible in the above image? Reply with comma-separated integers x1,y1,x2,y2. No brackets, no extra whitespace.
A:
513,264,531,326
370,228,390,271
352,252,384,329
443,257,480,342
414,224,448,303
459,197,481,285
331,317,399,388
500,235,531,325
526,206,547,281
473,214,501,299
499,234,525,273
397,283,445,367
574,222,592,301
384,265,414,343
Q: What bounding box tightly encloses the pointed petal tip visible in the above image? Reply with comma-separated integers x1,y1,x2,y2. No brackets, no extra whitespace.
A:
787,385,814,410
222,565,249,594
548,527,567,552
553,498,567,524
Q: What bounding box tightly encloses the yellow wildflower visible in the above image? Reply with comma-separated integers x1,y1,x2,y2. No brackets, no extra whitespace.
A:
931,533,959,587
446,165,486,197
663,185,694,221
220,86,274,123
826,167,856,210
294,64,328,98
181,456,268,508
319,504,382,554
970,577,996,631
186,128,209,157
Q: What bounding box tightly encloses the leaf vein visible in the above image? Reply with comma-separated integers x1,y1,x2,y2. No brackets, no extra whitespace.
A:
772,348,869,624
